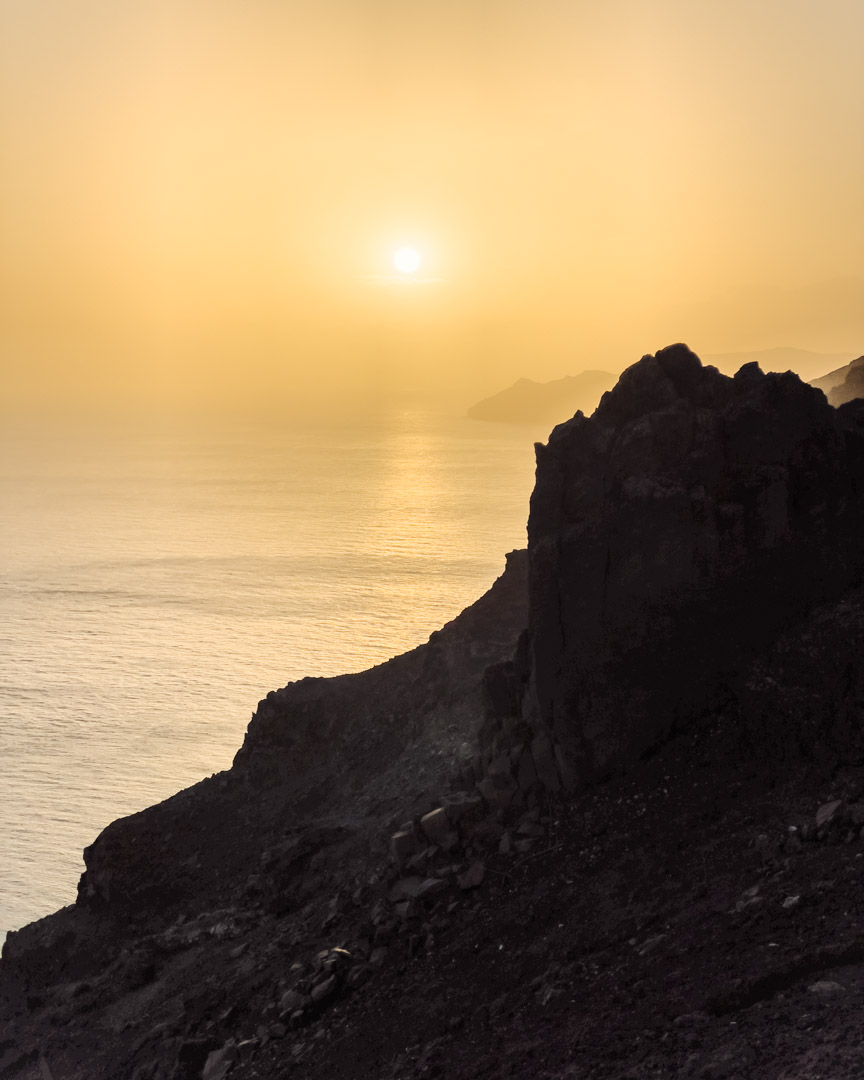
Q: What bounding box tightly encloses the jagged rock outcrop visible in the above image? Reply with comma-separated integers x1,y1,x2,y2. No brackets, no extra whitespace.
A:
521,344,864,783
472,346,864,803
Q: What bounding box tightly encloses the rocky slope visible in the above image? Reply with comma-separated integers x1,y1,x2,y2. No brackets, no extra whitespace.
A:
2,346,864,1080
0,551,528,1076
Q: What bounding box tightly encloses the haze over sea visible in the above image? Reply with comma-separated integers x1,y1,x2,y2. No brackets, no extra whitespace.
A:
0,401,546,939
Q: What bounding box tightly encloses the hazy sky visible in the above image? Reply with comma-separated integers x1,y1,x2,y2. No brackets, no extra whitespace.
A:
1,0,862,410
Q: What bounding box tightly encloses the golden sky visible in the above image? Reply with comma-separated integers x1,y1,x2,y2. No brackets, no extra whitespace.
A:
1,0,862,411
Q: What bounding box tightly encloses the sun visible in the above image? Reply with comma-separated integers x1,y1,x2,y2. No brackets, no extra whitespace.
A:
393,247,421,274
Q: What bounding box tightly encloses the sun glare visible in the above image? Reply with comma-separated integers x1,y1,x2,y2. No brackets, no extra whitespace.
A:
393,247,421,274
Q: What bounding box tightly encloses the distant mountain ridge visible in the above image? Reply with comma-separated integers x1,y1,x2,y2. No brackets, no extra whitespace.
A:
811,355,864,406
467,370,617,424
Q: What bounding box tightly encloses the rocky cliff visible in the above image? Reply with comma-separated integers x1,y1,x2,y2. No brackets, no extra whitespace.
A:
3,347,864,1080
525,344,864,780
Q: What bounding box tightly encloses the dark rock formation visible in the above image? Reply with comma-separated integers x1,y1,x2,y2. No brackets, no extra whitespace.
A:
467,371,617,425
522,345,864,783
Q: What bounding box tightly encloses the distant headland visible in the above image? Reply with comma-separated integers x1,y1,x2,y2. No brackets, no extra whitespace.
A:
467,370,617,424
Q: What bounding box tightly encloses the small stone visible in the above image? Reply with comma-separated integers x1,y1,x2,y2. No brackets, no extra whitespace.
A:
407,847,434,873
279,989,305,1013
390,830,417,869
347,965,370,989
498,832,512,855
808,980,845,995
538,985,566,1008
269,1023,287,1039
815,800,845,829
635,933,666,956
416,877,449,899
458,862,486,890
369,947,389,967
732,886,762,912
369,898,389,925
782,895,801,909
387,877,425,901
310,975,338,1004
202,1041,238,1080
514,838,534,854
420,808,451,847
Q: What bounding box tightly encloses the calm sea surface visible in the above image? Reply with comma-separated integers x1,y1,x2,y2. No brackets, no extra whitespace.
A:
0,405,546,939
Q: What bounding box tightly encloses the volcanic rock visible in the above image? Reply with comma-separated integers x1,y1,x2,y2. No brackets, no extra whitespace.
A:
524,345,864,782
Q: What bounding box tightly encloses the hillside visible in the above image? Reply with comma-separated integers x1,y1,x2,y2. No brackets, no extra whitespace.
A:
2,346,864,1080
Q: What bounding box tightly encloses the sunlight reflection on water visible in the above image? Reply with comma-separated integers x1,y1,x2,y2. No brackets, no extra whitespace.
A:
0,406,548,937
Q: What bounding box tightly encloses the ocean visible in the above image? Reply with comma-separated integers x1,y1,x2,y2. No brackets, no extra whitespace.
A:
0,403,546,939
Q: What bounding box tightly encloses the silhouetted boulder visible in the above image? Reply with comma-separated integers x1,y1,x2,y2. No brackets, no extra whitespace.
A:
523,345,864,782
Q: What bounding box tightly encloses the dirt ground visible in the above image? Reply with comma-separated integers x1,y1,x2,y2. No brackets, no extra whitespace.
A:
224,711,864,1080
